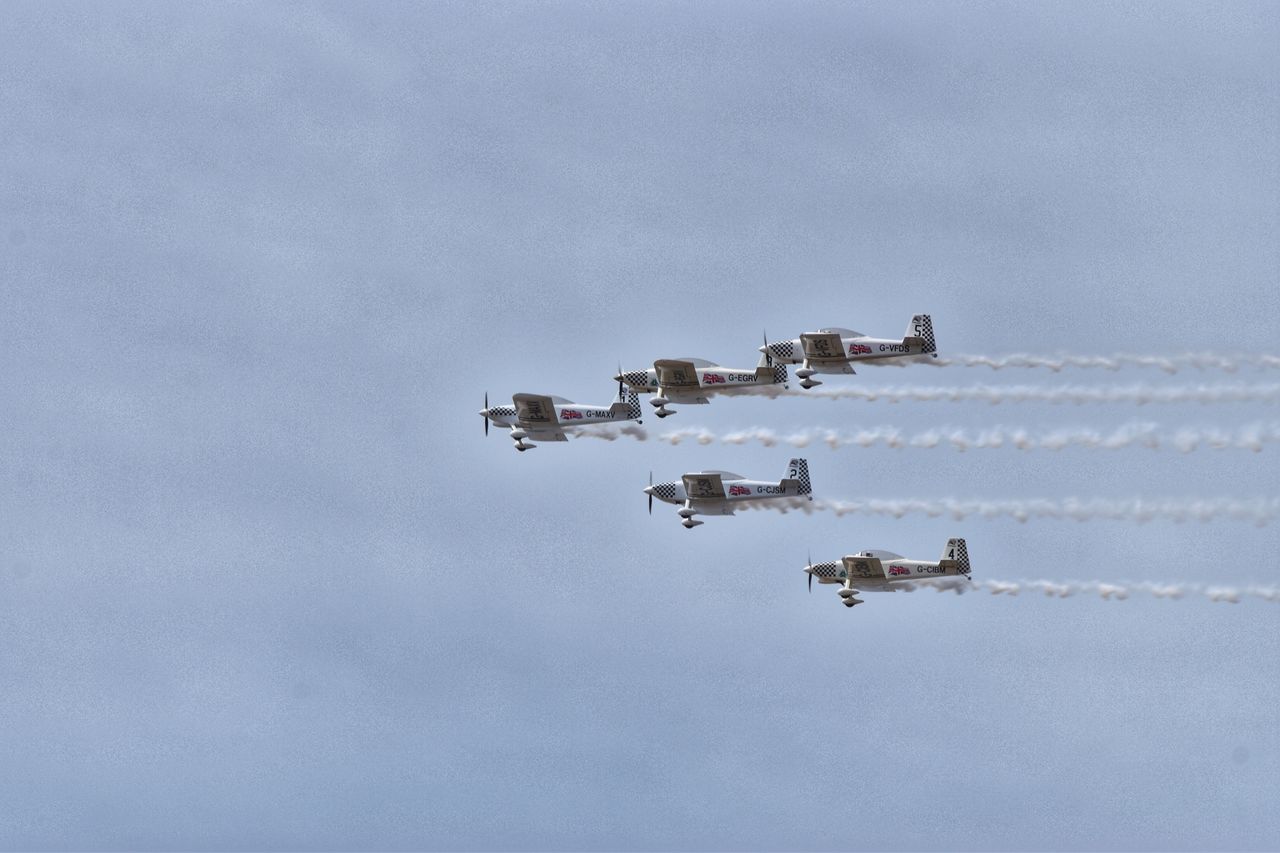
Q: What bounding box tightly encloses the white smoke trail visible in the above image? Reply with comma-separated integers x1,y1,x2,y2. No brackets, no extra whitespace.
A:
902,577,1280,604
631,423,1280,452
568,424,649,442
916,353,1280,373
744,496,1280,526
762,383,1280,405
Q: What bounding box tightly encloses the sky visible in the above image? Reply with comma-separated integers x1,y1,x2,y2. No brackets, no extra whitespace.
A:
1,1,1278,850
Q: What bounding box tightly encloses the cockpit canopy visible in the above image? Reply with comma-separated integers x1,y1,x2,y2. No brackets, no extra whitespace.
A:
818,327,865,338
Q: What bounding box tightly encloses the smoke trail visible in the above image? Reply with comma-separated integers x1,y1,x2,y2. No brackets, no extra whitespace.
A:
633,423,1280,452
916,353,1280,373
568,424,649,442
743,496,1280,525
901,577,1280,604
762,383,1280,405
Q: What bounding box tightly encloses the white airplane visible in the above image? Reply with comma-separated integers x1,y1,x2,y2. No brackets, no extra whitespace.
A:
480,386,643,451
761,315,938,388
644,458,812,528
614,351,789,418
805,538,971,607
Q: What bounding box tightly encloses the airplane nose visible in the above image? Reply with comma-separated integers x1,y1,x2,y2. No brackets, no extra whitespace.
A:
612,373,622,382
478,409,489,417
643,485,654,495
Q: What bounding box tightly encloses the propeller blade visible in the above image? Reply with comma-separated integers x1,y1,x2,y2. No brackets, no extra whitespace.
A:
809,572,813,593
763,330,772,365
807,549,812,593
617,361,624,400
483,391,489,436
648,470,653,516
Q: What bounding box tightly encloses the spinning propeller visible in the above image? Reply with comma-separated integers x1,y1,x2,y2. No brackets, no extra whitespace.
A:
482,391,489,436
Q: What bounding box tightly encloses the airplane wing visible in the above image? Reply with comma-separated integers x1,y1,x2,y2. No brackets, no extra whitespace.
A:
654,359,702,388
510,393,569,440
512,393,558,425
681,473,726,500
842,555,885,581
800,331,848,362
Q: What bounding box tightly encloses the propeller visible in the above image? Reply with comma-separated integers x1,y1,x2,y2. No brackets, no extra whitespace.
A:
617,361,624,401
763,330,772,366
483,391,489,436
807,550,813,593
648,470,653,516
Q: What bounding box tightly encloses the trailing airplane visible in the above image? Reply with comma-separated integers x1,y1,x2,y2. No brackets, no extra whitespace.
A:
806,538,971,608
645,459,812,528
614,351,789,418
761,315,938,388
480,386,643,451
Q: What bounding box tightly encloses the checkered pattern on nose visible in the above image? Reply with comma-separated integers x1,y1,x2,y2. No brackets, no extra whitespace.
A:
623,370,650,388
651,482,678,500
770,341,794,360
919,315,936,353
811,560,841,579
490,406,516,418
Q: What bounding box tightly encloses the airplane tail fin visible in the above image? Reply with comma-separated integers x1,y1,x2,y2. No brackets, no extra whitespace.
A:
939,538,970,575
610,389,644,422
784,458,812,495
753,363,789,386
904,314,937,354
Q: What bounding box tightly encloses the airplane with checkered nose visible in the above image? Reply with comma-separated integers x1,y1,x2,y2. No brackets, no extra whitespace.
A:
761,314,938,389
805,538,972,608
644,458,812,528
479,384,643,452
614,347,789,418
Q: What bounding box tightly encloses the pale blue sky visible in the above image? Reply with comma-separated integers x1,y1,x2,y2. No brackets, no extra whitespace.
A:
2,2,1278,849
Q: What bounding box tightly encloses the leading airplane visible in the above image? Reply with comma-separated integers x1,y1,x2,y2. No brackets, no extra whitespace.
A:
480,386,643,452
645,459,812,528
806,538,971,608
761,314,938,388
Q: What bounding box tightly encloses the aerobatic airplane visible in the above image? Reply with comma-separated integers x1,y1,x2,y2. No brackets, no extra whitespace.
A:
614,352,789,418
644,459,812,528
805,538,971,608
480,386,643,451
761,315,938,388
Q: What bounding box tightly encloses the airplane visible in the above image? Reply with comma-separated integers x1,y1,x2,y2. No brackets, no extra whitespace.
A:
644,458,812,528
480,385,643,451
805,538,971,607
760,315,938,388
614,349,789,418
